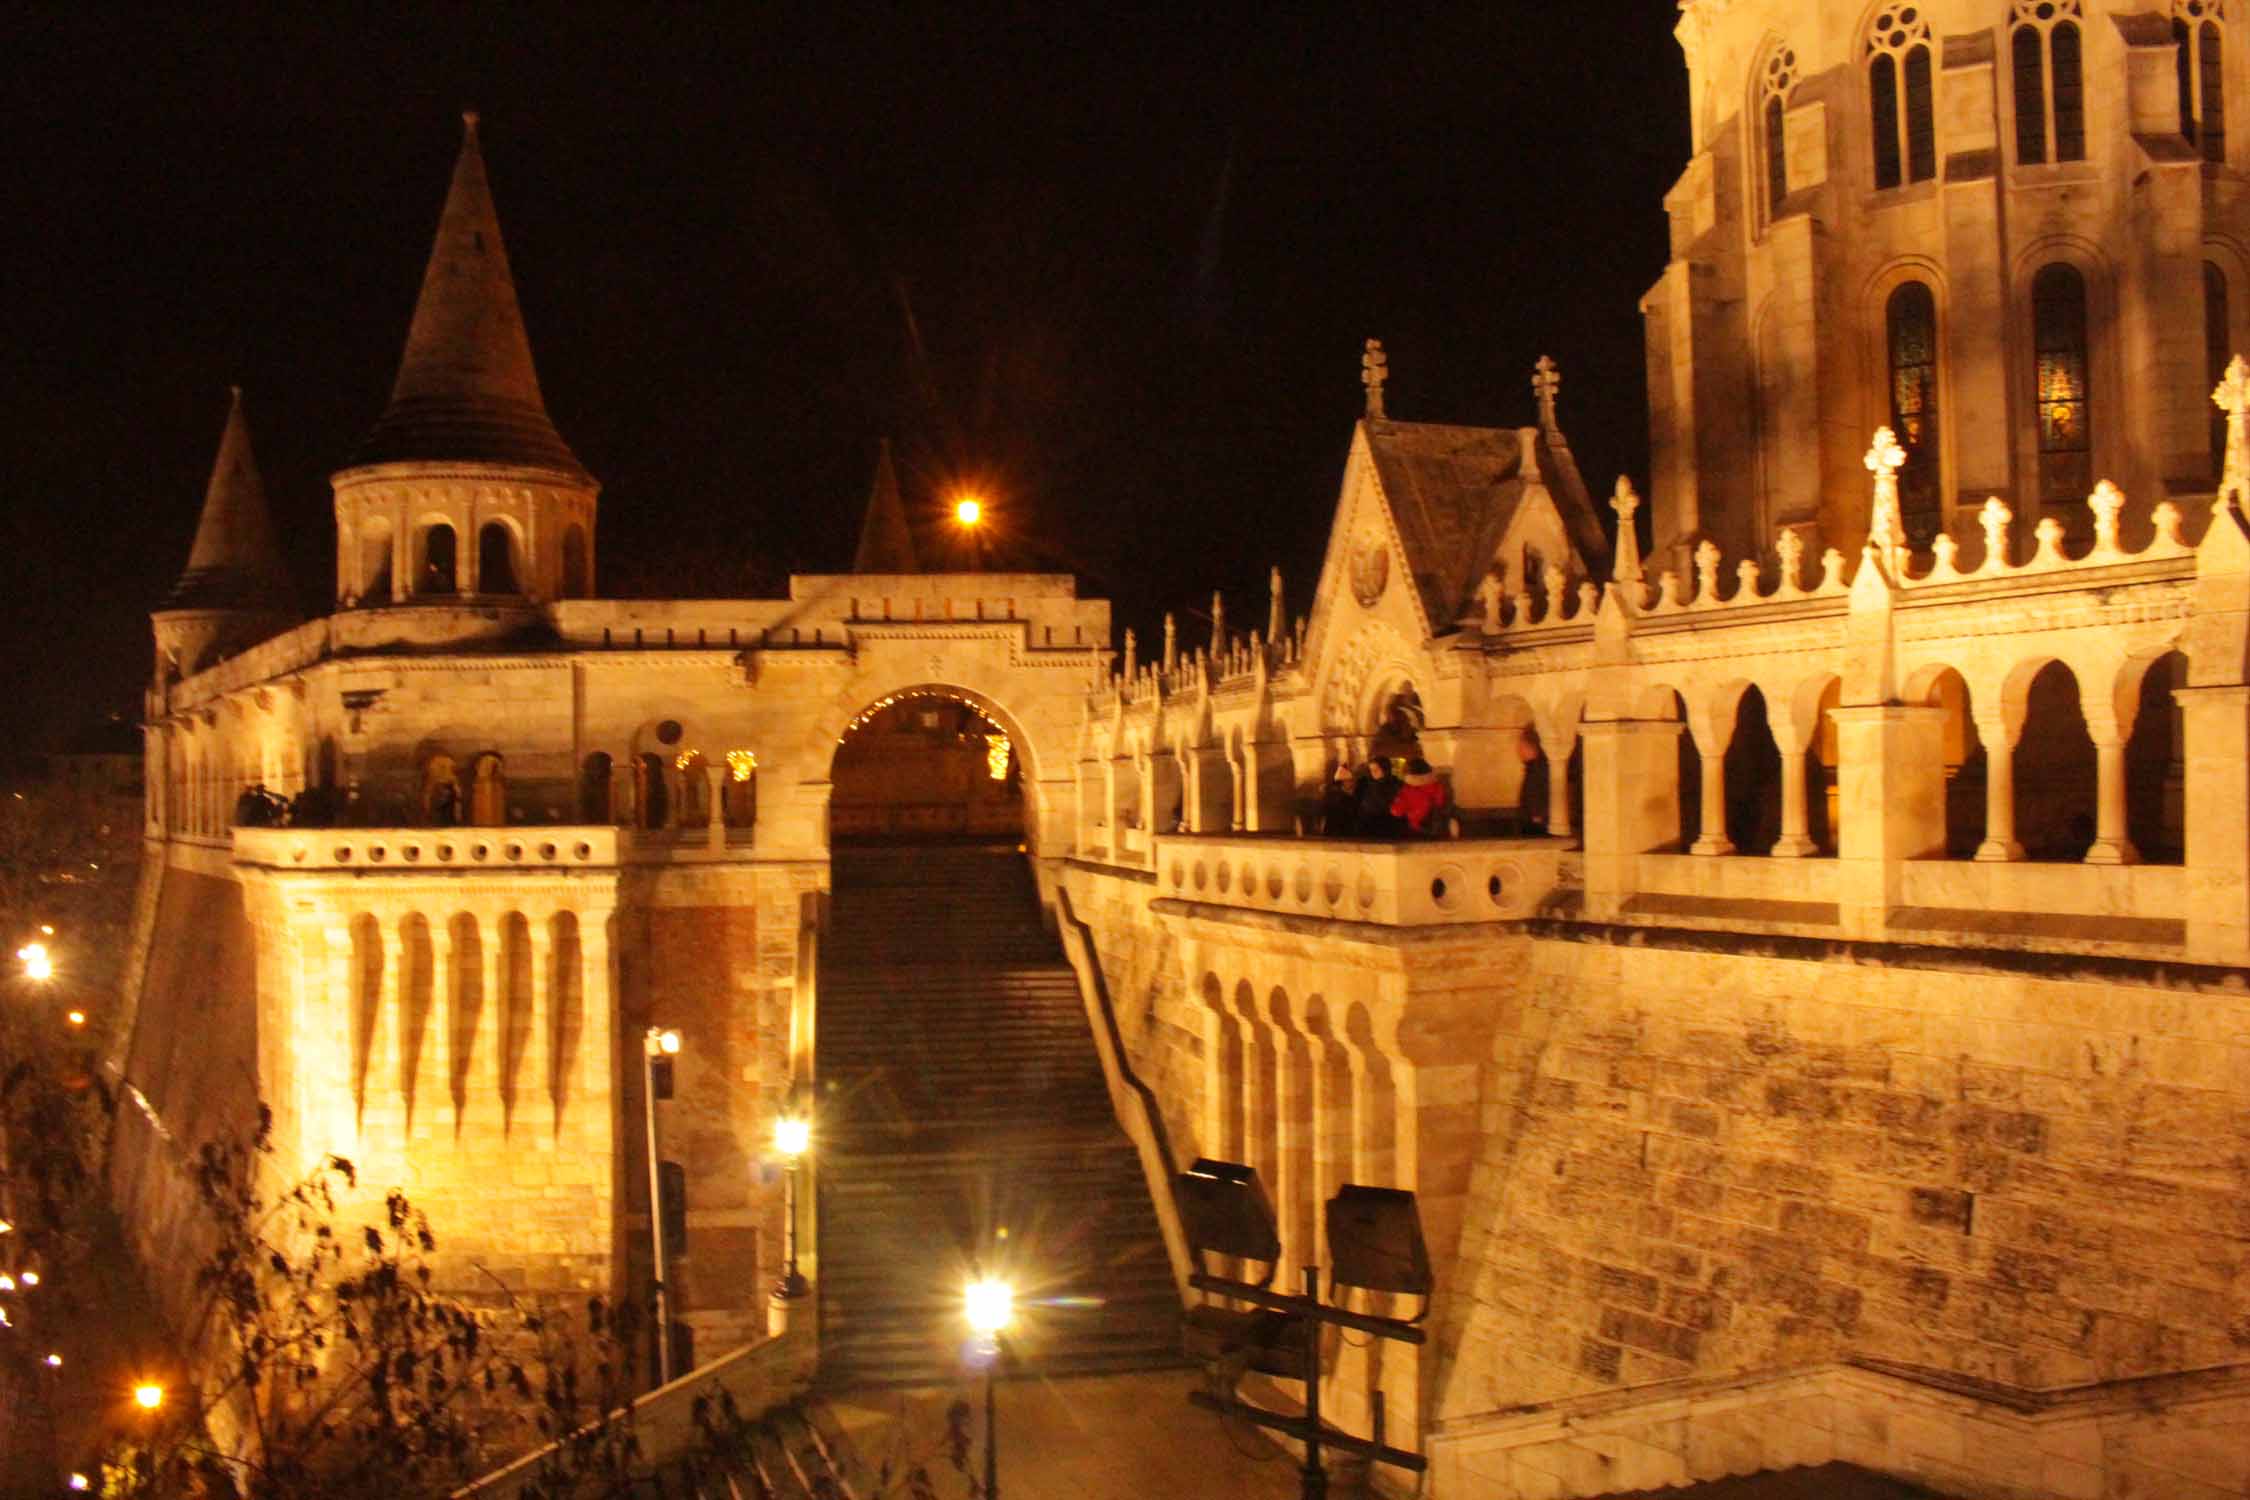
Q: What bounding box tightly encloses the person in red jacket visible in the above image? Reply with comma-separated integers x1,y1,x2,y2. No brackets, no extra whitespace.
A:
1390,757,1449,835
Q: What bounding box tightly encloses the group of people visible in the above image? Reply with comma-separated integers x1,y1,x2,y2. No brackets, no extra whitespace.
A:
1320,755,1449,838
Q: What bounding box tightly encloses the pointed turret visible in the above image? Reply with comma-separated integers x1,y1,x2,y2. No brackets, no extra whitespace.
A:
349,113,585,477
851,439,919,573
166,387,293,610
154,389,298,680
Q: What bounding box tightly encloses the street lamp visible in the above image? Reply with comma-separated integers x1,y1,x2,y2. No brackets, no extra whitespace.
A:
965,1276,1014,1500
771,1108,810,1303
133,1383,164,1411
641,1027,682,1385
953,496,984,526
17,942,52,982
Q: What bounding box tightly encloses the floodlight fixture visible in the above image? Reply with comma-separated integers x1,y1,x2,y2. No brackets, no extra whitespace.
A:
1325,1185,1433,1299
1175,1157,1280,1266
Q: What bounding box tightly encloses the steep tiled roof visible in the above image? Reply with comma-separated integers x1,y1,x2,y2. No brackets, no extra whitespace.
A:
851,439,919,573
348,114,587,478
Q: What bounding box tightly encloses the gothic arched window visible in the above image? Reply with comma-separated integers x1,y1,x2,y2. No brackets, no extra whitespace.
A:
2176,2,2227,163
2013,1,2086,165
1760,44,1799,222
2208,260,2231,481
2033,263,2094,505
1886,281,1943,544
1868,8,1937,189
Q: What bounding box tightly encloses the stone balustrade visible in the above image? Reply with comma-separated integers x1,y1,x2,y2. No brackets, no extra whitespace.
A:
233,824,622,871
1152,833,1566,926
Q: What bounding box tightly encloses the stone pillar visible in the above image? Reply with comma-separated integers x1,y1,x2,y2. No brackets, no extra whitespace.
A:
1688,749,1733,855
1770,734,1818,858
1229,745,1248,831
2177,684,2250,961
1271,1024,1315,1270
1577,719,1684,917
1972,710,2025,862
705,764,726,851
2081,712,2142,866
1830,705,1947,939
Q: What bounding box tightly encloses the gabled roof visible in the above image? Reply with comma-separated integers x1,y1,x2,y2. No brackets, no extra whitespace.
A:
348,114,587,478
851,439,919,573
163,388,295,613
1362,418,1608,628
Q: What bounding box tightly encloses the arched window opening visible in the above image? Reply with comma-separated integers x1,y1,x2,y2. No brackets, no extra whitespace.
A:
1370,685,1424,765
722,751,757,831
581,752,614,824
418,524,457,595
2015,5,2089,164
421,752,463,826
2033,263,2094,507
2177,6,2227,162
832,693,1026,841
1925,669,1985,858
1723,687,1784,855
1515,727,1552,836
1759,43,1799,222
1886,282,1943,546
2015,661,2097,860
1868,9,1936,189
2125,651,2188,864
561,524,590,599
478,523,518,595
2208,261,2232,483
635,752,670,830
1668,691,1701,852
359,525,393,605
677,750,709,827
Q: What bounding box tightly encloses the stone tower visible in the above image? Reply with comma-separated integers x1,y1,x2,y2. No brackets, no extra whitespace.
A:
152,386,297,681
1647,0,2245,572
331,113,598,610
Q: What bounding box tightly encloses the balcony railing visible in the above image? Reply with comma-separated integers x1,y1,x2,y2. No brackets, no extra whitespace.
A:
1151,833,1567,926
233,825,623,872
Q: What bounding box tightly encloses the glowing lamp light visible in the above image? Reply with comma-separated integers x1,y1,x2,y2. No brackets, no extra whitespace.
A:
134,1383,165,1410
17,943,53,981
726,749,758,783
964,1277,1015,1337
0,1218,11,1234
954,496,984,526
985,734,1012,782
20,1271,37,1286
773,1113,811,1160
0,1274,15,1291
645,1027,681,1058
69,1474,89,1492
45,1353,61,1368
673,748,700,772
66,1011,85,1027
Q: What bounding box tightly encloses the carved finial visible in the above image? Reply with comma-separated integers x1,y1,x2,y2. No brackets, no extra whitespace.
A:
1362,339,1388,420
1610,477,1645,585
1532,355,1561,429
2087,480,2124,554
1775,526,1805,593
1864,427,1908,557
1978,496,2013,571
1162,612,1178,674
1268,565,1285,642
1123,627,1138,680
1477,570,1504,634
1543,560,1567,613
1693,540,1722,604
1210,590,1226,652
2214,354,2250,516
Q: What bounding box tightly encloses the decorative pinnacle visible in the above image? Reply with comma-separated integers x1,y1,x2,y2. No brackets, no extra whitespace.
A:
2214,354,2250,514
462,110,481,132
1864,427,1907,555
1532,356,1560,429
1362,339,1388,420
1610,477,1645,585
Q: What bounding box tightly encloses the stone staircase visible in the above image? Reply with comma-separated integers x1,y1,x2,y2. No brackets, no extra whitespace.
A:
815,844,1181,1388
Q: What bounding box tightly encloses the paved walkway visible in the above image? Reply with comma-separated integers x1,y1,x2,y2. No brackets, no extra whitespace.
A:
826,1368,1348,1498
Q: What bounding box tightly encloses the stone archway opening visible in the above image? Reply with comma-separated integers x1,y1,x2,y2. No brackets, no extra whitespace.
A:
829,689,1026,844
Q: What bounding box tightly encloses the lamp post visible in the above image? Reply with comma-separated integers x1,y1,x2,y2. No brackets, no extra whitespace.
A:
771,1108,810,1304
641,1026,681,1385
964,1276,1014,1500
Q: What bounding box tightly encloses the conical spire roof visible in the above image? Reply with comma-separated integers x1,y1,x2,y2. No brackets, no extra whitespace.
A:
851,439,920,572
349,114,587,477
164,388,295,612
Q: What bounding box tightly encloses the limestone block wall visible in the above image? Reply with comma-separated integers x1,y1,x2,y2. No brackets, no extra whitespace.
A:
1437,925,2250,1422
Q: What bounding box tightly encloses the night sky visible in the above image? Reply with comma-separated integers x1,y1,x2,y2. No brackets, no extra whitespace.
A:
0,3,1688,753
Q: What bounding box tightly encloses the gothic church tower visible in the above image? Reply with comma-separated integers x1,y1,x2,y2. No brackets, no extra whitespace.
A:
1648,0,2246,573
331,114,598,611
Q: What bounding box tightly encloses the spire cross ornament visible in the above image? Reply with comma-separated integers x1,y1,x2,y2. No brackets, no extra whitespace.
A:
1362,339,1389,420
2213,354,2250,514
1532,356,1560,429
1864,427,1908,558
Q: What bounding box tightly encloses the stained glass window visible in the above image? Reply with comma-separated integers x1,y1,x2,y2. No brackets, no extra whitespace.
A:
1887,282,1942,545
2034,264,2093,505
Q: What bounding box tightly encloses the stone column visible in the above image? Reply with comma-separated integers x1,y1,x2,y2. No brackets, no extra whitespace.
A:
1830,705,1948,939
1577,719,1684,918
1769,732,1818,857
1971,710,2025,862
1688,748,1734,855
2177,684,2250,961
1271,1024,1316,1270
705,764,727,851
2081,712,2142,865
